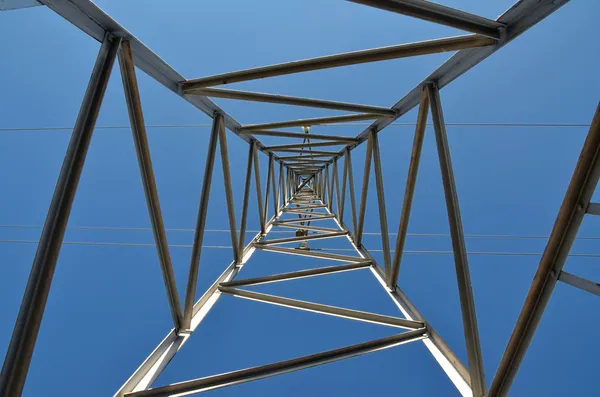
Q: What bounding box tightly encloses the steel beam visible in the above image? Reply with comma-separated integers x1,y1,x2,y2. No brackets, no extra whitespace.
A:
218,116,241,263
370,130,392,275
266,141,348,151
489,102,600,397
182,115,221,329
254,245,370,263
559,271,600,297
346,149,358,235
0,34,121,397
125,329,426,397
279,154,334,160
272,149,340,155
242,113,388,132
220,288,424,330
263,155,274,229
241,129,358,142
388,86,429,288
220,262,371,288
428,83,486,397
356,133,373,246
253,143,266,234
274,215,336,224
347,0,504,39
186,87,396,116
273,223,341,233
184,35,494,89
118,40,183,330
257,231,349,245
586,202,600,215
238,142,255,258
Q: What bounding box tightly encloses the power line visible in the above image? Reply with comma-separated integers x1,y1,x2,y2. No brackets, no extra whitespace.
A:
1,224,599,240
0,238,598,258
0,122,591,133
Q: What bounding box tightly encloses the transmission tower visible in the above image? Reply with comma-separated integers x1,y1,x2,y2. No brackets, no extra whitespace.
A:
1,1,598,397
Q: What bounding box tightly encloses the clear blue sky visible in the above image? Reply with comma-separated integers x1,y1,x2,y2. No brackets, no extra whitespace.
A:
1,1,599,396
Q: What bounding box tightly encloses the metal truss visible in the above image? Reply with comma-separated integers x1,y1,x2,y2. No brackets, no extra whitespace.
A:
3,1,598,397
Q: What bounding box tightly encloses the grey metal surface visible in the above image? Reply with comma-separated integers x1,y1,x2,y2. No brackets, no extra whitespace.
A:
370,130,392,275
428,83,486,397
184,35,494,89
241,113,389,131
186,87,395,116
489,102,600,397
257,231,349,245
388,86,429,288
220,262,371,287
242,129,358,142
238,142,256,257
118,40,183,330
0,0,41,10
559,271,600,297
220,288,424,330
125,328,426,397
347,0,503,38
183,115,221,329
254,244,369,263
356,133,373,246
0,34,122,397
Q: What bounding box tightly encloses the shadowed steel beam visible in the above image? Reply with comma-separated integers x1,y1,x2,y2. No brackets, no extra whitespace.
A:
0,34,121,397
241,113,390,131
356,133,373,246
333,159,342,218
273,149,339,155
346,149,358,235
186,87,396,116
238,142,255,258
388,86,429,288
183,114,221,329
220,288,424,330
254,244,370,263
220,262,372,287
258,231,349,245
347,0,503,39
274,215,336,224
586,202,600,215
273,223,341,233
119,40,183,330
184,35,494,89
428,83,486,397
284,160,328,165
279,154,334,160
125,328,426,397
559,271,600,297
267,141,343,149
271,156,278,216
241,129,358,142
489,102,600,397
253,143,265,234
370,130,392,274
277,162,284,215
340,152,348,222
218,116,240,264
263,155,274,230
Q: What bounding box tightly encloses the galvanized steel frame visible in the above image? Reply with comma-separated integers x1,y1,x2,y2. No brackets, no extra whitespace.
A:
0,1,584,397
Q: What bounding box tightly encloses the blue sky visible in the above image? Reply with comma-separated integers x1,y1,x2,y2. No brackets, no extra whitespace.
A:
1,1,599,396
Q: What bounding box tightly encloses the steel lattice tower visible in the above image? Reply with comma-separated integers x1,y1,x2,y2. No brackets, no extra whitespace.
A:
1,1,598,397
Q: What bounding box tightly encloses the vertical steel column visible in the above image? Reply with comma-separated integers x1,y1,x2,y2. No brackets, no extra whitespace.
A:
388,86,429,289
340,154,348,223
489,102,600,397
278,162,284,210
238,141,255,259
346,149,358,236
333,159,341,218
356,134,373,246
183,114,221,328
217,118,240,264
118,40,183,329
253,148,265,235
264,155,273,226
428,83,486,397
271,158,278,214
370,130,392,275
0,34,121,397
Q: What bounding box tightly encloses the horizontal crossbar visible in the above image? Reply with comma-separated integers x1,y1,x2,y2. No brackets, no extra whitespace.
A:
241,129,359,142
242,113,388,131
183,35,494,89
220,287,424,329
259,231,349,245
220,263,371,288
125,328,426,397
254,244,369,263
